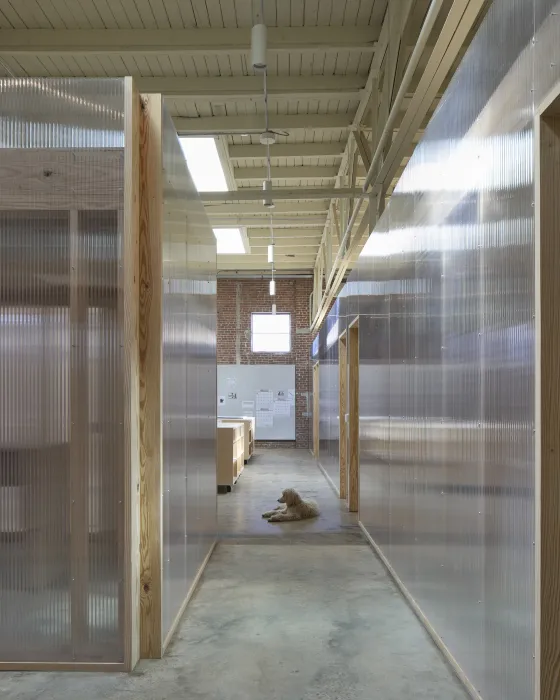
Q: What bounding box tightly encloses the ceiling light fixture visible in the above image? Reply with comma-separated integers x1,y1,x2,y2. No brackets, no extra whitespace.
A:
253,0,276,313
251,24,267,71
212,228,248,255
262,179,274,208
179,137,228,192
260,130,277,145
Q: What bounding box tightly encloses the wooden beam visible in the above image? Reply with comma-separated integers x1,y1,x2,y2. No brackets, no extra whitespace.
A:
208,216,327,228
228,142,346,159
201,188,363,202
234,165,350,180
122,76,141,673
201,201,329,215
376,0,487,188
174,114,351,134
353,129,372,170
313,6,390,269
138,93,163,660
0,27,380,54
248,229,323,239
137,75,365,100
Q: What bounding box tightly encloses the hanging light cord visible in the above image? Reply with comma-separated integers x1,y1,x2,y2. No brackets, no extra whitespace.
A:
259,0,274,291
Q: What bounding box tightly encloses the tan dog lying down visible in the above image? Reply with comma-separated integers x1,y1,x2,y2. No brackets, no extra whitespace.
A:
262,488,319,522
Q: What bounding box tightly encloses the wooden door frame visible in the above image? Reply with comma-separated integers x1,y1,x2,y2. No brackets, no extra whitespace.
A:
348,317,359,512
535,84,560,700
338,331,348,500
313,361,320,457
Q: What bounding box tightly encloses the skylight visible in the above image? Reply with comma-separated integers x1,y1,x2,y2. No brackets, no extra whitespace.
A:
179,137,228,192
213,228,248,255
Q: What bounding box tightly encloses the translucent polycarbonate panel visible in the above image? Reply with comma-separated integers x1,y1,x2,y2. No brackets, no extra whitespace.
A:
317,302,342,490
160,105,216,640
314,1,560,697
0,78,126,663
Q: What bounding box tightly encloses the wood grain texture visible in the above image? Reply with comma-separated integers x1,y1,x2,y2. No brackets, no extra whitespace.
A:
0,150,123,210
122,77,141,672
313,362,320,457
348,324,359,513
538,112,560,700
339,333,348,500
138,93,164,659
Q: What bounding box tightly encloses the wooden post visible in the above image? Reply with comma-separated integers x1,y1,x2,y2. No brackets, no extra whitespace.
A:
348,320,359,513
537,100,560,700
313,362,320,457
339,332,348,500
138,93,164,659
122,76,142,672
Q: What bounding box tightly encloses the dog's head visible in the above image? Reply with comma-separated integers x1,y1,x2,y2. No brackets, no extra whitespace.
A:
278,488,301,507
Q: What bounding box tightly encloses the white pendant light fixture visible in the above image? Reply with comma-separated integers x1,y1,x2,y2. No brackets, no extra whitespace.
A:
272,303,277,315
269,279,275,296
267,244,274,263
262,179,274,208
251,23,267,71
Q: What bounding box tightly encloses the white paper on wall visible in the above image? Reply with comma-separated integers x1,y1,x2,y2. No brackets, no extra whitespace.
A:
218,396,226,406
273,400,290,416
256,390,274,411
256,410,273,428
288,389,296,405
242,400,255,414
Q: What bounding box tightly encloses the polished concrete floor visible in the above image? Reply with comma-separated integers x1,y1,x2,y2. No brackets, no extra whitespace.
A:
2,449,469,700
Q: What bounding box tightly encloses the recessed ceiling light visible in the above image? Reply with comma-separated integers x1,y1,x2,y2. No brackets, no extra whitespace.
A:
179,137,228,192
213,228,249,255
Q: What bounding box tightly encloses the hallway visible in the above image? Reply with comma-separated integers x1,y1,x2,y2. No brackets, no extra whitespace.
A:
2,450,469,700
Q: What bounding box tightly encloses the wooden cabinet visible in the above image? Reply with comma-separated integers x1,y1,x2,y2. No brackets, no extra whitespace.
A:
219,417,254,463
216,422,245,491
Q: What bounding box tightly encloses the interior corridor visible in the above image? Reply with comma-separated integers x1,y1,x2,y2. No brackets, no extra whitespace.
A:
2,450,469,700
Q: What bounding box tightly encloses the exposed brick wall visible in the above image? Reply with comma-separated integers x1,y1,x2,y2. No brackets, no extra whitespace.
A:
217,278,312,449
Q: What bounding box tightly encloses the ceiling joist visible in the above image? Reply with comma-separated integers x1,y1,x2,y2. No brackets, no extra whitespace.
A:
174,114,351,134
0,27,380,55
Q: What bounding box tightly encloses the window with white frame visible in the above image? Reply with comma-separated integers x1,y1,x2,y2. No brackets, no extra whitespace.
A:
251,313,291,353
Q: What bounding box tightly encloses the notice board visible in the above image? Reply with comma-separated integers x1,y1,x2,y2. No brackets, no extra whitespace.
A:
217,365,295,440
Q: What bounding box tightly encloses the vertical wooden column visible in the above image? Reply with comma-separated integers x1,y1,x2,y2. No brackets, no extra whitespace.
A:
122,77,141,672
348,321,359,513
69,208,89,656
138,92,164,659
313,362,320,457
537,107,560,700
339,333,348,500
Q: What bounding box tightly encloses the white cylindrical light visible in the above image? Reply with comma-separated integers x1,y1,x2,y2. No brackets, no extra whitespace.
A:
271,303,277,315
269,279,275,296
262,179,274,208
251,24,267,71
267,244,274,263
